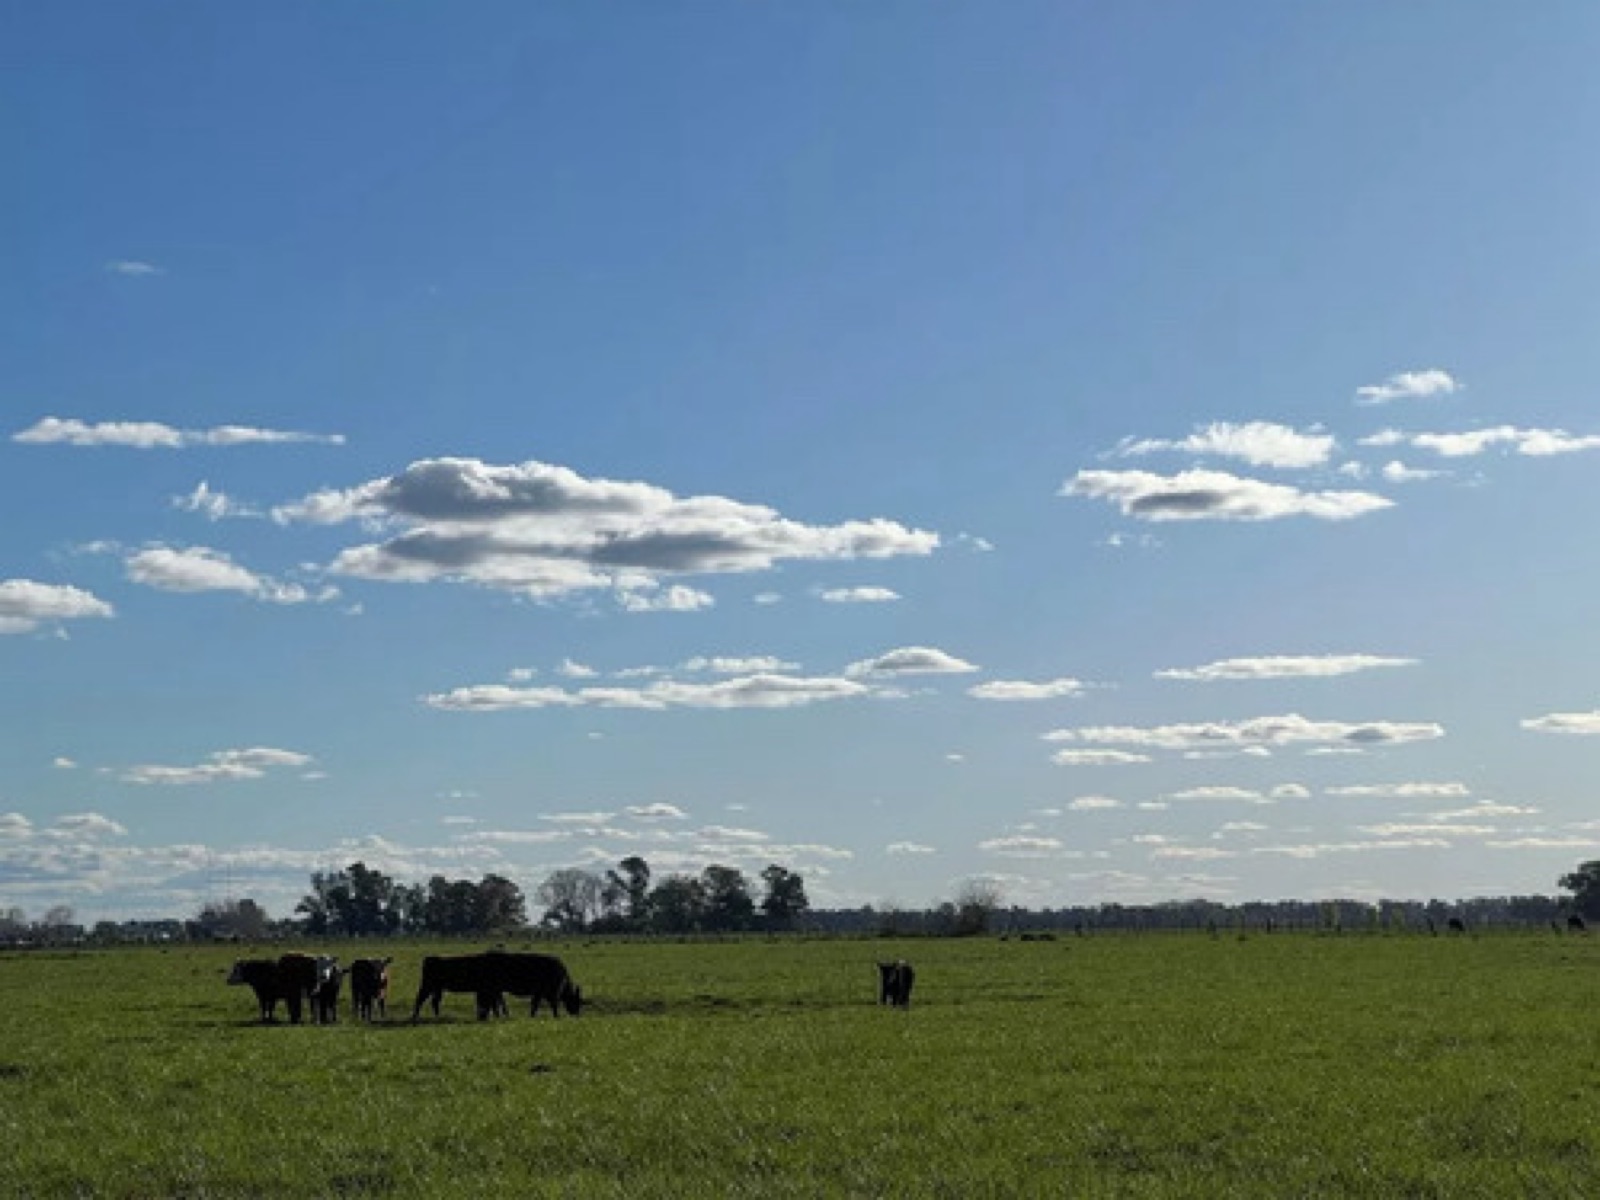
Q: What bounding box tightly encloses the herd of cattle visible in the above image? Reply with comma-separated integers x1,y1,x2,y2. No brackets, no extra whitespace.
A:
226,950,917,1024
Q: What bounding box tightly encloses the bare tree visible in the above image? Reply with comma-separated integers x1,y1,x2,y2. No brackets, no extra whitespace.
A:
952,877,1004,936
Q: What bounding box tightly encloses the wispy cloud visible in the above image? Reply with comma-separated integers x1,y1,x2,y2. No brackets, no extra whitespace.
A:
104,260,163,277
1327,782,1472,799
0,579,114,635
1044,713,1444,753
1522,711,1600,736
1049,749,1152,767
172,482,260,521
817,586,901,604
117,747,315,786
1065,469,1392,523
845,646,978,678
1116,421,1335,469
124,545,336,605
1156,654,1417,682
1354,369,1461,406
423,673,877,712
14,417,344,449
968,677,1088,701
1362,426,1600,458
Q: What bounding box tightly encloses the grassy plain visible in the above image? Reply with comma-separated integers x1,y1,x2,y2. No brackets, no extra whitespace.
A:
1,932,1597,1197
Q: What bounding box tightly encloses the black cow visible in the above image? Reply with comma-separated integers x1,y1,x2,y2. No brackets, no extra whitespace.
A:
227,956,311,1024
877,960,915,1008
490,951,584,1018
411,952,583,1021
1569,914,1588,934
1447,917,1467,934
349,957,392,1022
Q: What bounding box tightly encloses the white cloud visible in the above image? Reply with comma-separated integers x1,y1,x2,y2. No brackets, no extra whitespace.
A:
424,673,876,712
1354,369,1461,405
845,646,978,678
1068,796,1123,811
817,586,900,604
118,747,314,786
1156,654,1417,682
1379,461,1445,484
0,580,114,634
1522,711,1600,736
271,456,938,603
1044,713,1444,753
1166,786,1271,805
626,804,688,821
1117,422,1336,469
14,417,343,448
124,545,335,605
558,659,597,678
1271,784,1312,800
1366,427,1600,458
1327,782,1472,799
105,260,164,276
1065,469,1393,523
173,481,259,520
886,842,936,855
1049,749,1152,767
979,835,1065,857
968,677,1088,701
618,583,715,613
681,656,798,674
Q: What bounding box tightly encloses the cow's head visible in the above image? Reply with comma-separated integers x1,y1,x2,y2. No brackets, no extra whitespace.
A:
226,960,247,986
562,982,583,1016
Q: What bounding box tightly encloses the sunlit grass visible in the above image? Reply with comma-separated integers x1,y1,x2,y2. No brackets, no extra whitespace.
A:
1,933,1596,1195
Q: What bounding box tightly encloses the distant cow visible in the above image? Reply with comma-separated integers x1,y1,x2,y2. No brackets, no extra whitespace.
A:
311,956,342,1024
877,960,915,1008
1447,917,1467,934
411,952,582,1021
1569,915,1588,934
349,957,392,1022
228,955,316,1024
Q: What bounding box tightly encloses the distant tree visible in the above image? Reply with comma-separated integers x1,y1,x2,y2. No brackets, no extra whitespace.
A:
649,874,707,933
40,905,76,932
607,856,652,928
195,898,270,940
476,873,528,932
701,865,755,932
1560,861,1600,920
952,878,1004,937
538,869,603,931
0,907,26,936
760,864,809,931
297,862,402,935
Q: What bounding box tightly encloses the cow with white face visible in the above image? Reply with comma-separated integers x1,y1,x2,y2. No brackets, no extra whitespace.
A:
311,955,342,1024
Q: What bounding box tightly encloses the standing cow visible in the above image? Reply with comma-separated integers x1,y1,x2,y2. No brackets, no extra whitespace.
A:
411,952,582,1021
349,957,393,1022
227,959,294,1023
311,956,342,1024
877,960,915,1008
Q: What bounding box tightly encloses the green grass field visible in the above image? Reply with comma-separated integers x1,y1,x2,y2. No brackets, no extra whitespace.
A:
1,932,1597,1197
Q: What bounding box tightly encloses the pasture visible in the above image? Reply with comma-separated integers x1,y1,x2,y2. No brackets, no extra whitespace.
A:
1,932,1597,1197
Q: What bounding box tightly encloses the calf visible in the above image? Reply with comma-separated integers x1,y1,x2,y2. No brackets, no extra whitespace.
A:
311,956,342,1024
877,960,915,1008
349,957,392,1022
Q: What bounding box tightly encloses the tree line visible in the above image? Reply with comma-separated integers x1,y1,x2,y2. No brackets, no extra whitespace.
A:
11,859,1600,946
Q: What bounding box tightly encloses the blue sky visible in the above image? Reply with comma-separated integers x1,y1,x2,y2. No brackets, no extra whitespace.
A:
7,3,1600,921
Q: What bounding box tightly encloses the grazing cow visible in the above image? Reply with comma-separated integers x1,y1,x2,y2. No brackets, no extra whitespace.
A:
877,960,915,1008
1569,915,1588,934
311,956,342,1024
411,952,583,1021
489,951,583,1018
349,957,393,1022
1447,917,1467,934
